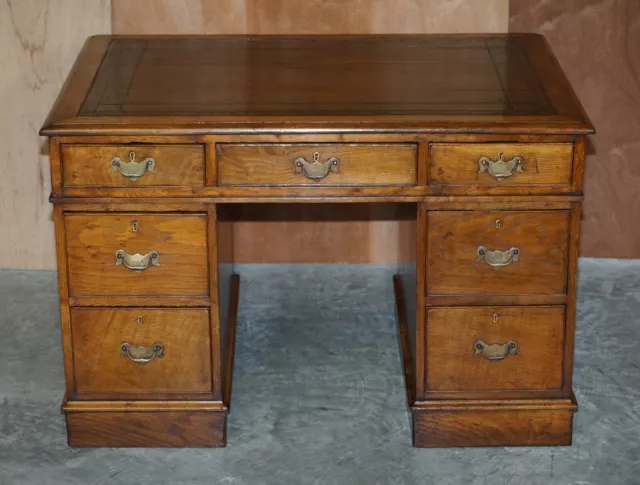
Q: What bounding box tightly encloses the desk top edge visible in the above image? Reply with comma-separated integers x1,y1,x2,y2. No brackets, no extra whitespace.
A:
41,34,595,136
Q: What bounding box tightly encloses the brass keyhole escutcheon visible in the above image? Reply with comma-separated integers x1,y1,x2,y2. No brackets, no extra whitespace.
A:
495,219,501,229
493,313,499,323
137,316,143,325
132,220,139,232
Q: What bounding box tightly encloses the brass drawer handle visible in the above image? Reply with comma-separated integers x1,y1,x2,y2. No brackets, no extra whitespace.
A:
474,340,518,361
477,246,519,268
478,152,523,180
115,249,160,271
294,152,340,182
111,151,156,181
121,342,164,364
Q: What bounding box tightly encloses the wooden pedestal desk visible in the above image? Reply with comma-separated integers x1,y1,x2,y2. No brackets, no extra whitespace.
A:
41,34,594,448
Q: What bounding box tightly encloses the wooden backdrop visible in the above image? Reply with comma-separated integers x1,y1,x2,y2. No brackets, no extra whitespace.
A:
2,0,636,268
111,0,509,264
112,0,508,34
0,0,110,269
510,0,640,258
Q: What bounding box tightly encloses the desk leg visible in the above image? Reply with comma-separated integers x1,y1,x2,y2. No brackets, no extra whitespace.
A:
223,273,240,409
393,274,415,407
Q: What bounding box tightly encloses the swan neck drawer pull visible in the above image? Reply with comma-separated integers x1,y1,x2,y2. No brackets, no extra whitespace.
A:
111,151,156,180
474,340,518,361
115,250,160,271
121,342,164,364
476,246,520,268
294,152,340,181
478,152,524,180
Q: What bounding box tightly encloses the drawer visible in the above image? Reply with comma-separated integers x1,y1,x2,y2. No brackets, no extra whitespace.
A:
425,306,564,392
62,145,205,187
71,308,211,395
217,144,417,186
429,143,573,186
427,211,569,296
66,213,208,297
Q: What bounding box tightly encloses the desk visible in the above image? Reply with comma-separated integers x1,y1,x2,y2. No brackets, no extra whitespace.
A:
41,35,594,448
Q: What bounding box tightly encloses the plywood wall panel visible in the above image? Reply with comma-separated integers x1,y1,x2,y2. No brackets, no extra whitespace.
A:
112,0,509,35
0,0,111,269
112,0,508,263
229,204,416,264
510,0,640,258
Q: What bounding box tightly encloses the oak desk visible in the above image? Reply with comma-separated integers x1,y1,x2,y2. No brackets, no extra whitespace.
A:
41,35,594,448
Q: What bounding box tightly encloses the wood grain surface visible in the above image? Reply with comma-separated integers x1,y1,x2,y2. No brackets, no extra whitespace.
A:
425,306,564,392
228,203,417,264
429,143,573,187
65,213,209,297
112,0,509,35
413,406,574,447
510,0,640,257
0,0,110,269
62,144,205,187
71,308,212,395
217,144,417,186
66,410,226,447
426,210,570,296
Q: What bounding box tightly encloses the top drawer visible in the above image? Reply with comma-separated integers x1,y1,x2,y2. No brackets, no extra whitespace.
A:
429,143,573,187
61,145,205,187
217,144,417,186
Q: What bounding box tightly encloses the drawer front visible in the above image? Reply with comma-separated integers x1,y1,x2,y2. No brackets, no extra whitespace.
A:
429,143,573,186
426,306,564,392
427,211,569,296
66,213,208,297
71,308,212,395
217,144,417,186
62,145,205,187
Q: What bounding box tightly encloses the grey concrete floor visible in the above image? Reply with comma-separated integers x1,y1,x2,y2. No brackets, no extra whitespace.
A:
0,260,639,485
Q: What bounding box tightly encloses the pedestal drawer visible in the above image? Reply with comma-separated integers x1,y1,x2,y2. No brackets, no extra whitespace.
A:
71,308,212,396
217,144,417,186
425,306,565,393
426,210,569,296
62,145,205,187
65,213,208,298
429,143,573,187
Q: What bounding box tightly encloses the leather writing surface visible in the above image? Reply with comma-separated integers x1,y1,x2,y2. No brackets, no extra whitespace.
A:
79,37,556,118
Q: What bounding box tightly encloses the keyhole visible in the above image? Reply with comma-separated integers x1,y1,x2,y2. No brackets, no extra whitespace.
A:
137,316,143,325
129,151,136,162
313,152,320,163
495,219,501,229
132,220,139,232
493,313,499,323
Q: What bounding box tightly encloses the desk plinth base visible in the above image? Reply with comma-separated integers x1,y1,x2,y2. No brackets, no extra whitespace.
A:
64,403,228,447
411,399,577,448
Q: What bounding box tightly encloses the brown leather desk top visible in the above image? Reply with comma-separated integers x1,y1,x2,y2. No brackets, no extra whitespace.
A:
41,35,593,136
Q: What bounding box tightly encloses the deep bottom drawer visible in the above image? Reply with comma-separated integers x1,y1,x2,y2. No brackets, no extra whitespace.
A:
71,308,212,396
425,306,565,393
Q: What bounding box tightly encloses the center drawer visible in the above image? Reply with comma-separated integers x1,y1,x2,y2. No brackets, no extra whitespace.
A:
426,210,569,296
216,144,417,186
71,308,212,396
65,213,209,298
